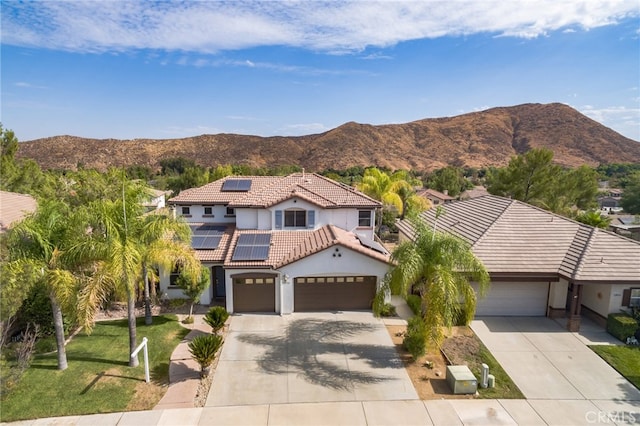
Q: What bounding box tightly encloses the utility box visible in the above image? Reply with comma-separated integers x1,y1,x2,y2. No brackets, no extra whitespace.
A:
446,365,478,394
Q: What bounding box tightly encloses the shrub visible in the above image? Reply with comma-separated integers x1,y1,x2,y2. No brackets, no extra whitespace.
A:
607,313,639,342
182,316,194,325
204,306,229,334
405,294,422,316
188,334,223,376
403,316,427,360
378,303,397,317
34,336,56,354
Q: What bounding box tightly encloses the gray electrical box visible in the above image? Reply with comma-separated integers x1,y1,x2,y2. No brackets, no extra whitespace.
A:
446,365,478,394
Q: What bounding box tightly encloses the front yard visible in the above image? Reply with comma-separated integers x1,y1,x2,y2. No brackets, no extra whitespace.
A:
1,315,188,423
590,345,640,389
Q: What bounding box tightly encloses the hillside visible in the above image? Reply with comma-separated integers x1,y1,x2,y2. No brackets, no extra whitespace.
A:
16,103,640,172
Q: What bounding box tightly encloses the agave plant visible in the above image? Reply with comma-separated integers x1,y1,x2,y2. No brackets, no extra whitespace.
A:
204,306,230,334
188,334,223,376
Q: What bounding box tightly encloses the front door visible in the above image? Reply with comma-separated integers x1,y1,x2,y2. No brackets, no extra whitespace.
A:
214,266,226,299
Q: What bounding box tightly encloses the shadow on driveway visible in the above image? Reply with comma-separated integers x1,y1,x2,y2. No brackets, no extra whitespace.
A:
237,318,397,391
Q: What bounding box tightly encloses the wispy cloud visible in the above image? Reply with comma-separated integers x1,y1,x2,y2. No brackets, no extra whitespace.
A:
14,81,47,89
577,104,640,140
280,123,329,135
2,1,637,54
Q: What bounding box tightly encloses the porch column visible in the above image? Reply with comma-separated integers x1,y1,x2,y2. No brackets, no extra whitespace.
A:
567,283,582,332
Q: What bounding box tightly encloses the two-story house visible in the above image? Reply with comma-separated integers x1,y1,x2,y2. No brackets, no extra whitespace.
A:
162,173,391,314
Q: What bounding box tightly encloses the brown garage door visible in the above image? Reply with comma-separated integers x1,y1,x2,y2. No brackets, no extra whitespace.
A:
294,276,376,312
232,275,276,313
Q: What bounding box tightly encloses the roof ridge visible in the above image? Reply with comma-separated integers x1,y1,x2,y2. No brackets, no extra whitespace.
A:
471,197,515,247
564,225,598,280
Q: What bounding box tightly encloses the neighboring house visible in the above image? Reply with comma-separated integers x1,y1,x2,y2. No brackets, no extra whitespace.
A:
397,195,640,331
143,188,170,212
609,216,640,242
597,188,623,212
0,190,37,233
164,173,391,314
416,188,454,206
459,186,489,200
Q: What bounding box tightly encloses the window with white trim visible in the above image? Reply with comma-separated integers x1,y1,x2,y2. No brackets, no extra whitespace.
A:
358,210,372,227
181,206,190,216
204,206,213,215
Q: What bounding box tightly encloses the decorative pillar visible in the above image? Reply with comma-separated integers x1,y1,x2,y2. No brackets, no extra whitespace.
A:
567,283,582,332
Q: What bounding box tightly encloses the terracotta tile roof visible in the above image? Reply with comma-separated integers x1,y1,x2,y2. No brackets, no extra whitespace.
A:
221,225,390,269
168,173,381,209
397,195,640,284
0,191,37,232
191,224,235,262
168,176,282,205
416,188,454,201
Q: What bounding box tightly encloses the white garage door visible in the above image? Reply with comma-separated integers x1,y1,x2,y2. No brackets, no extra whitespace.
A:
474,282,549,316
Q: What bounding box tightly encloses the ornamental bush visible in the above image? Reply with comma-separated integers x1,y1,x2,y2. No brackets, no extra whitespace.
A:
403,316,427,360
188,334,223,376
405,294,422,316
204,306,229,334
606,313,639,342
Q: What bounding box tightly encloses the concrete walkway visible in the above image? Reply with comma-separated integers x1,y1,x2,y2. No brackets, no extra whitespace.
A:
153,316,211,410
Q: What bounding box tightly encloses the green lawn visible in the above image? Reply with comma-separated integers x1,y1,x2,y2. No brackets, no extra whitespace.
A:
590,345,640,389
466,341,525,399
0,315,189,422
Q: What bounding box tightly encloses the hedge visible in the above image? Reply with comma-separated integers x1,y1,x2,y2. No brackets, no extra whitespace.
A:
606,313,639,342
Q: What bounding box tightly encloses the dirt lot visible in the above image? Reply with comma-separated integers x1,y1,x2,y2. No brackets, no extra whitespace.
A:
386,323,477,400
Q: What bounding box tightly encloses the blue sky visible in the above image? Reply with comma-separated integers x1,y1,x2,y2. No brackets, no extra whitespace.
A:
2,1,639,142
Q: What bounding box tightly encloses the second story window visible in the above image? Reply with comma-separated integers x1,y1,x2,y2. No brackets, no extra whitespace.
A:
226,206,235,216
181,206,191,216
285,210,306,227
358,210,372,227
204,206,213,215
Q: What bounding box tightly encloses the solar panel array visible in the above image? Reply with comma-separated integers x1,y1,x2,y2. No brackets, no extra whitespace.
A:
190,224,227,249
357,235,389,255
232,233,272,261
221,179,252,192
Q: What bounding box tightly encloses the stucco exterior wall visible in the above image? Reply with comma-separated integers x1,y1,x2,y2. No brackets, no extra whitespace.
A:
176,204,236,224
581,283,631,317
548,279,569,310
278,247,390,314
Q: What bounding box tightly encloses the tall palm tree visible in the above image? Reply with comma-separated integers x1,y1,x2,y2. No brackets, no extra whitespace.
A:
388,220,490,347
80,175,200,366
4,201,79,370
139,210,200,325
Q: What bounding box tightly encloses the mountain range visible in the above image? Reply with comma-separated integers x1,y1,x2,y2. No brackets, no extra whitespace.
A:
16,103,640,172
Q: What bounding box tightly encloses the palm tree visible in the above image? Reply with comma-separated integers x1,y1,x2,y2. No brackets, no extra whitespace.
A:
80,175,200,366
140,210,200,325
4,201,79,370
357,168,428,227
388,220,490,347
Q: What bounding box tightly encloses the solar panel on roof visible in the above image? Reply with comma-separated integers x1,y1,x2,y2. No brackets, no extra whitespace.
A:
232,233,272,261
191,235,222,249
357,235,389,255
221,179,252,192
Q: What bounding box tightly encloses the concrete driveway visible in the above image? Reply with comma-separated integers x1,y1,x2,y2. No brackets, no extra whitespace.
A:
471,317,640,402
206,311,418,406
